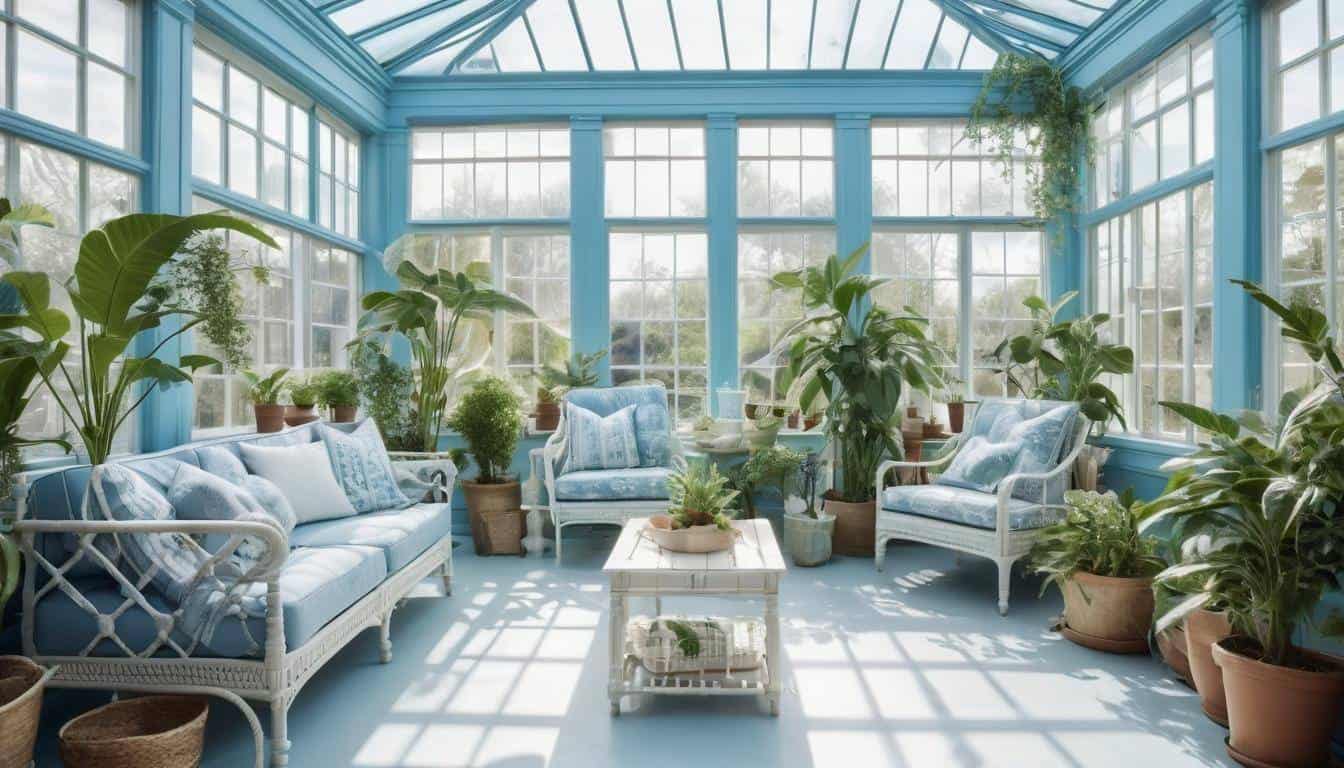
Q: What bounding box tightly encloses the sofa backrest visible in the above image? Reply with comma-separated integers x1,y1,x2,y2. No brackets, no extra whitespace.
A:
562,383,673,468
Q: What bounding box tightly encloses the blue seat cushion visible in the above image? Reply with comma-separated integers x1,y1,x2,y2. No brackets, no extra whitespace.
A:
289,503,452,572
554,467,672,501
32,544,387,658
881,485,1063,531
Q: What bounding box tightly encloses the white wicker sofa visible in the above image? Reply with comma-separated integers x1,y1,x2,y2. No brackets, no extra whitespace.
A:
874,398,1089,615
12,421,455,767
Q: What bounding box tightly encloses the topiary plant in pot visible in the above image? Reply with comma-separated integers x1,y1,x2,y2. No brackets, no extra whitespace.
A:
314,369,359,423
448,376,525,555
241,368,289,433
1143,281,1344,768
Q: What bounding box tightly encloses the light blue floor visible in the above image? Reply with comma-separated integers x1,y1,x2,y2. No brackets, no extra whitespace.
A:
34,530,1232,767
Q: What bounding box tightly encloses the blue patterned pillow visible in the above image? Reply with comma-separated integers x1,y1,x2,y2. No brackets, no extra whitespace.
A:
318,419,413,514
561,403,641,474
935,436,1022,493
1004,403,1078,503
197,446,247,485
564,385,672,467
167,463,289,572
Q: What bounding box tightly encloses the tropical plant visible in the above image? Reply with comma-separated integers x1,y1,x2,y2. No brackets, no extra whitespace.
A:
1,212,277,465
667,460,738,530
351,345,418,451
447,375,524,484
154,233,269,372
729,444,805,519
313,369,358,408
1030,489,1164,598
241,368,289,405
353,246,535,452
0,198,55,268
966,54,1092,227
772,245,945,503
537,348,607,400
990,291,1134,429
1142,281,1344,668
286,376,319,408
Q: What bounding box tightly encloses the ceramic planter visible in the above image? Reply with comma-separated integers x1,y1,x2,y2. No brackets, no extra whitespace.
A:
1058,571,1154,653
647,516,737,553
1186,609,1233,726
253,404,286,433
0,656,52,768
824,495,876,557
330,405,358,423
284,404,319,427
784,512,834,566
1213,639,1344,768
534,401,561,431
462,479,522,556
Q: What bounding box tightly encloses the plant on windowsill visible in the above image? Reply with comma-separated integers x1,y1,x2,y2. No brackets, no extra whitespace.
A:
284,375,321,427
534,348,607,431
314,369,359,423
648,460,740,554
448,375,526,555
241,368,289,433
1141,281,1344,767
771,244,945,557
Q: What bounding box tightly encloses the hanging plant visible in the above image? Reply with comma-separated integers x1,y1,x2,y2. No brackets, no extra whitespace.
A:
153,233,271,372
966,53,1093,227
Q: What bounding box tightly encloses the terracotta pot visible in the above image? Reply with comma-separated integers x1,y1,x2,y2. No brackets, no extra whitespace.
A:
462,479,522,556
784,512,834,567
253,404,286,433
0,656,51,768
824,494,876,557
803,415,821,431
787,411,801,430
947,401,966,433
330,405,358,423
922,421,943,438
534,401,561,431
284,404,319,427
1059,571,1154,649
906,405,919,419
1186,609,1233,726
1156,624,1194,687
1213,639,1344,768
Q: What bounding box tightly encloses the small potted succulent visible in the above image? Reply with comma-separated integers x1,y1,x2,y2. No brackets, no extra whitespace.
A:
284,375,321,427
315,370,360,423
648,460,739,553
241,368,289,433
448,376,525,555
782,452,834,567
535,349,606,431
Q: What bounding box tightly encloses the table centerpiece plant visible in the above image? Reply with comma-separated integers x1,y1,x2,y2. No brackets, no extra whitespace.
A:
648,460,739,554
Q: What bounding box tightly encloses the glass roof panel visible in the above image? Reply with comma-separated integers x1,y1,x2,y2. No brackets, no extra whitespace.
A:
722,0,768,70
975,7,1076,47
624,0,680,70
960,34,999,69
459,44,500,73
574,0,635,70
845,0,900,69
884,0,940,69
770,0,813,69
362,3,492,63
527,0,589,71
809,0,857,69
331,0,433,36
928,17,969,69
1000,0,1103,28
492,17,541,71
671,0,726,70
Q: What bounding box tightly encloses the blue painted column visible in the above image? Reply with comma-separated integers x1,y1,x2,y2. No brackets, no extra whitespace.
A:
364,129,406,294
569,116,609,382
835,114,873,274
137,0,196,452
1211,0,1261,413
706,113,738,414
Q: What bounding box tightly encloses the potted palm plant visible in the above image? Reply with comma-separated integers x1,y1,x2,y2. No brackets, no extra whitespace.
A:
1029,490,1164,652
448,376,525,555
783,452,833,566
283,375,320,427
315,369,359,423
772,245,944,556
1144,281,1344,768
535,349,606,431
241,368,289,433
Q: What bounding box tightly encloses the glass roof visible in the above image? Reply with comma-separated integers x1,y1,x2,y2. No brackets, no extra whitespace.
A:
309,0,1125,77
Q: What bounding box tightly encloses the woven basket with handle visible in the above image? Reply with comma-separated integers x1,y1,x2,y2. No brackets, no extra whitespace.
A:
59,695,208,768
0,656,52,768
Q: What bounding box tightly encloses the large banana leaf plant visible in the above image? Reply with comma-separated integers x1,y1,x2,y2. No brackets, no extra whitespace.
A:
1141,280,1344,668
352,255,535,453
1,213,277,465
772,245,945,503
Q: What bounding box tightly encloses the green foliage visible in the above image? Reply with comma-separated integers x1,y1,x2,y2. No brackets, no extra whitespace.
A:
537,348,607,400
351,345,418,451
241,368,289,405
729,445,805,518
1,211,276,464
1030,490,1164,598
1143,282,1344,668
286,376,320,407
447,375,524,484
966,54,1092,227
668,460,738,530
313,369,359,408
648,618,723,659
772,244,945,502
991,291,1134,429
157,234,258,371
0,197,55,268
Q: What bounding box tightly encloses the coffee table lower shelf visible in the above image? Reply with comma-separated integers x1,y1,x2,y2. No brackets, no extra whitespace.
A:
610,654,776,715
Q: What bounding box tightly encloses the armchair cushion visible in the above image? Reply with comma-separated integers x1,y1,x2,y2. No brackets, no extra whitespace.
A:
554,467,672,501
881,485,1063,531
934,436,1021,493
1004,402,1079,504
563,384,673,468
559,403,641,474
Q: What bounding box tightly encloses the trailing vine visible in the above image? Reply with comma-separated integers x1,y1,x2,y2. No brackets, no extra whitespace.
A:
966,54,1093,228
158,234,271,371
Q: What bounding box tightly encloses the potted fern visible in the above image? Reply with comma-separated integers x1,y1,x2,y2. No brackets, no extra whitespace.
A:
448,376,525,555
241,368,289,433
648,460,739,553
534,349,606,431
314,370,359,423
284,376,320,427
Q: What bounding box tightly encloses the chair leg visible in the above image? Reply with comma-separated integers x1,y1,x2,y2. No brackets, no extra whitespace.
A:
996,559,1013,616
380,612,393,663
440,561,452,595
554,523,564,564
271,698,291,767
874,534,888,573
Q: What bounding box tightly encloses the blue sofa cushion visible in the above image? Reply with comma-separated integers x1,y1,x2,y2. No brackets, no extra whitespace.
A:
934,436,1021,493
32,544,387,658
881,485,1064,531
563,384,672,468
560,403,640,474
554,467,672,501
319,419,413,514
289,503,452,572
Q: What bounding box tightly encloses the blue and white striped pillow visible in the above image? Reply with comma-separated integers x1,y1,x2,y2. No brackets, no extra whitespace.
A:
560,403,641,474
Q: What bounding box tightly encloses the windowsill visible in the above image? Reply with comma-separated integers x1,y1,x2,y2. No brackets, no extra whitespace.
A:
1096,432,1197,457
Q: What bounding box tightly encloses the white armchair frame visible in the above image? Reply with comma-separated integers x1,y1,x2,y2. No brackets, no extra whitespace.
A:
873,415,1091,616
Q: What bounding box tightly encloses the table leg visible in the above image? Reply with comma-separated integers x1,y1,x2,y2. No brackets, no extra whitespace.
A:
609,588,626,716
765,589,780,716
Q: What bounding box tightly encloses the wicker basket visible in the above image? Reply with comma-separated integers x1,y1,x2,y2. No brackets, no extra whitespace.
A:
59,695,208,768
480,507,524,555
0,656,51,768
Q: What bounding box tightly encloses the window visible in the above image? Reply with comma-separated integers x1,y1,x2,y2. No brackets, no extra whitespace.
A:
192,43,312,218
1270,0,1344,133
738,123,834,217
501,233,570,386
0,135,139,456
410,124,570,220
971,231,1045,397
1092,33,1213,208
604,123,705,217
872,120,1035,217
871,229,961,382
9,0,136,151
318,120,359,238
309,245,357,368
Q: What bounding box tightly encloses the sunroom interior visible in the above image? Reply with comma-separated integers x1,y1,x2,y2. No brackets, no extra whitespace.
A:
1,0,1341,766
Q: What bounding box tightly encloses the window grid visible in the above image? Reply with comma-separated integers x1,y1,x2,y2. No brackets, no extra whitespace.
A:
1270,0,1344,134
872,120,1038,218
871,229,962,405
737,122,834,217
604,123,706,218
318,119,360,238
499,232,571,390
970,231,1045,398
410,124,571,220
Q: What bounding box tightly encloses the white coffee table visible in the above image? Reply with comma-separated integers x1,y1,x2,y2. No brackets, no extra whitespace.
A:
602,517,787,716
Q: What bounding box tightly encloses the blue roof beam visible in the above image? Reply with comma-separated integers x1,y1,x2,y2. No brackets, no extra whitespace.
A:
960,0,1087,37
445,0,544,74
933,0,1034,58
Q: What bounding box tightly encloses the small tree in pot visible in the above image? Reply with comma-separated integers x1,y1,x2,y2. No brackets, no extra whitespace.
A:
448,376,525,555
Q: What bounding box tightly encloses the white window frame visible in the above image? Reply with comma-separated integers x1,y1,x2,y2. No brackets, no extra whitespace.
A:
317,114,360,238
603,121,707,219
736,120,835,218
871,119,1037,218
1266,0,1344,136
409,123,571,221
494,227,571,386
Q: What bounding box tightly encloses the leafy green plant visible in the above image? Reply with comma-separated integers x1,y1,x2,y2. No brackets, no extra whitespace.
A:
241,368,289,406
1,212,277,464
537,348,607,400
313,369,359,408
772,245,945,503
966,54,1092,228
667,460,738,530
648,618,723,659
351,345,418,451
155,233,268,372
1142,281,1344,668
447,375,524,484
991,291,1134,429
286,376,319,408
0,198,55,268
1030,490,1164,597
729,444,805,519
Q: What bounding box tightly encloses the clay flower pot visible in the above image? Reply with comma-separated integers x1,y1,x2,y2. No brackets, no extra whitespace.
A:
1058,571,1153,652
253,404,286,433
461,479,522,556
1213,639,1344,768
1186,609,1233,726
946,401,966,433
1156,624,1193,687
284,404,319,427
534,400,561,431
330,405,358,423
824,494,876,557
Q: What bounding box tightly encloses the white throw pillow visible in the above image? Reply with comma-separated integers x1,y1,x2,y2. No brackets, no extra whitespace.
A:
238,440,356,525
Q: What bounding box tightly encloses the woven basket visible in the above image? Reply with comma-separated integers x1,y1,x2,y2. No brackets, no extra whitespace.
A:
480,508,524,555
0,656,50,768
59,695,208,768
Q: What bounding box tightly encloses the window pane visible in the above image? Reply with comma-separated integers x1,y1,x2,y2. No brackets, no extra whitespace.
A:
229,68,259,128
194,47,225,111
87,63,128,150
88,0,130,67
1281,58,1321,132
16,31,78,132
17,0,79,43
228,126,259,197
192,106,222,184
